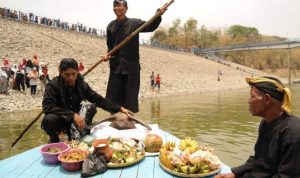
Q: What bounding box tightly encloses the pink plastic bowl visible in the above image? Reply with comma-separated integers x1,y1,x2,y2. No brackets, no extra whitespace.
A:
58,149,88,172
40,142,70,164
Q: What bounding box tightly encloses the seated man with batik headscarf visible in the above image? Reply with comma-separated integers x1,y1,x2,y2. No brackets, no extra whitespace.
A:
216,76,300,178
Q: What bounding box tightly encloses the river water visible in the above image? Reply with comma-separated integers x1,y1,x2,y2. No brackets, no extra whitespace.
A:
1,84,300,167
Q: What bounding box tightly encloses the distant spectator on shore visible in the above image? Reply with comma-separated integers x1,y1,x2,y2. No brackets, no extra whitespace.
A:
155,74,161,91
1,57,11,83
2,57,10,68
35,16,38,23
40,62,50,81
10,64,18,76
27,67,39,95
218,70,222,76
150,71,155,89
39,62,50,93
0,67,8,94
25,60,33,88
78,61,85,74
10,64,18,90
14,65,25,92
218,70,222,82
20,58,27,70
0,7,4,17
32,55,39,73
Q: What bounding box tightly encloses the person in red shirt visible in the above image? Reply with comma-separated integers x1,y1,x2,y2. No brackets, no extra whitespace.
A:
78,61,85,74
155,74,160,91
1,57,11,83
20,58,27,70
32,54,39,73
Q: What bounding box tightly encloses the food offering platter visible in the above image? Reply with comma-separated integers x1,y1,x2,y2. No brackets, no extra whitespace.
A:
108,154,145,168
107,138,145,168
160,162,221,178
159,138,222,177
145,151,159,157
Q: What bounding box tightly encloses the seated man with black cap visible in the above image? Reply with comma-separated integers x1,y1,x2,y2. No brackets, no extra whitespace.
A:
216,76,300,178
41,58,133,143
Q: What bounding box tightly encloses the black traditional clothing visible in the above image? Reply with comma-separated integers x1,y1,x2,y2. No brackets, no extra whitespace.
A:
105,16,161,112
42,75,121,142
232,113,300,178
232,76,300,178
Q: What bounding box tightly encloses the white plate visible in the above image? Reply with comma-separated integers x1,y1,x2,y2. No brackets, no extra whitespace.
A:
145,152,159,157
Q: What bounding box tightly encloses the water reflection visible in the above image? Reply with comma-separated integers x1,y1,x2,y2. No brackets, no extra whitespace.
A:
1,84,300,168
150,100,161,119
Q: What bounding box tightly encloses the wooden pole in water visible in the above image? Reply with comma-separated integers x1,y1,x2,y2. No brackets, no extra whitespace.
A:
11,0,175,147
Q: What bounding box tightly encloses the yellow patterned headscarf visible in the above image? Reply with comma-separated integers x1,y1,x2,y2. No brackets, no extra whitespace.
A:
246,77,292,114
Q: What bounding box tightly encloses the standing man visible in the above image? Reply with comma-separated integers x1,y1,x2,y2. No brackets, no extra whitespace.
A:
216,76,300,178
42,58,133,142
150,71,155,89
155,74,161,92
102,0,166,113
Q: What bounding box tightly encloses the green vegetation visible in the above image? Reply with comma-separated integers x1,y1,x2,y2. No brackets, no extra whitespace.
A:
151,18,300,77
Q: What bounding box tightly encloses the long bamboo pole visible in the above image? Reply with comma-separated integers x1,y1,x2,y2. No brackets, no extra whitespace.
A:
11,0,174,147
83,0,174,77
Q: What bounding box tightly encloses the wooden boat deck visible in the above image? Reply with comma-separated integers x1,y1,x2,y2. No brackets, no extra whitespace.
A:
0,129,231,178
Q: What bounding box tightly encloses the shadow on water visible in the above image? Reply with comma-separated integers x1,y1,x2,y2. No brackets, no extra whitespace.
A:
1,84,300,167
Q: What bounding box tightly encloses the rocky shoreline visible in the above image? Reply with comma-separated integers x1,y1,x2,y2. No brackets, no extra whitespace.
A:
0,18,276,113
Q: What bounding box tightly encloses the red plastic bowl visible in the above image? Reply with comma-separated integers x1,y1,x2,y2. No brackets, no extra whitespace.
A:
58,149,88,172
40,142,70,164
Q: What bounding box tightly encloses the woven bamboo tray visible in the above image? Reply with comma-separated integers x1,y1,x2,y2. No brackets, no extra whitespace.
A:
159,162,221,178
107,154,145,168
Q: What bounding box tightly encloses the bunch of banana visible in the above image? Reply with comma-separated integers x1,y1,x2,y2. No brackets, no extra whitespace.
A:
173,164,209,174
160,139,220,175
159,141,176,169
179,138,199,153
161,141,176,151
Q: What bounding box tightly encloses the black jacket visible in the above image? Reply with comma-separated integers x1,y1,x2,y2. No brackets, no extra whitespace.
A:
231,113,300,178
42,75,121,121
106,16,162,74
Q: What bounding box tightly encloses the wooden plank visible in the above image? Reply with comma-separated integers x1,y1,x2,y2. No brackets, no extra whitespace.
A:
117,162,140,178
0,146,42,177
159,129,167,143
153,156,173,178
19,156,57,177
0,155,17,167
101,167,122,178
0,150,30,168
45,164,81,178
220,162,231,174
136,157,155,178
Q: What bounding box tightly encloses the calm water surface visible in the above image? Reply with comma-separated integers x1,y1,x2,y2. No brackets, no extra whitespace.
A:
1,84,300,167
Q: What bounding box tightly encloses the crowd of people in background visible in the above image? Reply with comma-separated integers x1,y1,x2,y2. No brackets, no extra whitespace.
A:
0,6,188,52
0,7,102,36
0,55,50,95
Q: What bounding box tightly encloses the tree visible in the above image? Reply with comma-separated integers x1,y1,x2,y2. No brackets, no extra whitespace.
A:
227,25,261,43
151,28,168,42
183,18,198,48
168,18,181,37
198,25,219,48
